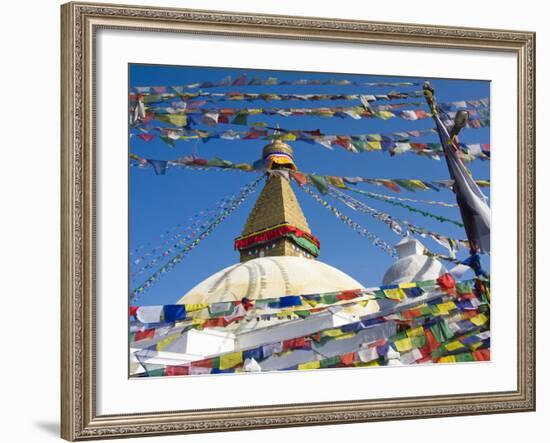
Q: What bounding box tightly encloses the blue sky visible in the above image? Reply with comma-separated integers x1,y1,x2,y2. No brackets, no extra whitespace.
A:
129,64,490,306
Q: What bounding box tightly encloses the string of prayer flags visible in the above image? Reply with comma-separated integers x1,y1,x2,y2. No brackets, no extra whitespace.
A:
131,274,489,375
336,186,464,227
300,184,397,257
135,295,489,376
131,180,262,280
129,152,490,194
132,125,438,143
130,277,480,331
131,190,246,275
138,105,489,127
130,125,490,161
131,87,488,108
345,189,458,208
130,176,264,302
132,91,427,104
149,101,437,113
328,186,468,254
131,76,421,94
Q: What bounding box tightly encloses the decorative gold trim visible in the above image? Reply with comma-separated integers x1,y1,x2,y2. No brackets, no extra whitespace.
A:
61,1,536,440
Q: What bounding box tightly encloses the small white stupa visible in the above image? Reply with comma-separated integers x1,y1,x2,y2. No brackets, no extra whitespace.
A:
382,236,447,285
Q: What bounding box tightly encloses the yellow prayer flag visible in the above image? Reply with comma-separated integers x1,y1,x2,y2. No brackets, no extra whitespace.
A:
219,351,243,370
367,141,382,151
377,111,395,120
409,180,429,190
399,282,417,289
438,355,457,363
445,340,465,351
406,326,424,338
334,333,355,341
384,288,406,300
323,328,345,337
327,176,346,188
281,133,297,141
166,114,187,127
156,334,179,352
298,360,321,370
184,303,209,312
470,313,489,326
355,360,380,367
436,301,456,315
394,337,413,352
277,309,294,318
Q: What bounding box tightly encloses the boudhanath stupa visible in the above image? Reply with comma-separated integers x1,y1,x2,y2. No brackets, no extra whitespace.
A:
130,138,490,377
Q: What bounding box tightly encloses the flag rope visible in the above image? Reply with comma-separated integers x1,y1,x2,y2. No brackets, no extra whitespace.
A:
130,175,265,303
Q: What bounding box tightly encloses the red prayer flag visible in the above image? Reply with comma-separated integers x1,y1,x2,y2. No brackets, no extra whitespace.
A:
402,308,421,320
134,328,155,341
291,171,309,186
340,352,356,366
414,109,429,119
137,133,155,142
380,180,401,193
437,273,456,295
193,358,215,368
165,365,190,376
283,336,309,351
473,349,490,361
336,289,361,301
425,329,440,353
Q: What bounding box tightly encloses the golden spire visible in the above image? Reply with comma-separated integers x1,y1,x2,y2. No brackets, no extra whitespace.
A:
234,138,320,262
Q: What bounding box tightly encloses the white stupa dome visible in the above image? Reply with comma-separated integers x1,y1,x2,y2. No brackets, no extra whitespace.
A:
382,236,447,285
178,256,364,304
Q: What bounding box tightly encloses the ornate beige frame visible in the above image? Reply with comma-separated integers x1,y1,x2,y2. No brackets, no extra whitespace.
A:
61,1,536,440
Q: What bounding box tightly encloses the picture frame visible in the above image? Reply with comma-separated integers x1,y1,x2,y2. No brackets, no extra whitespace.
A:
61,1,536,440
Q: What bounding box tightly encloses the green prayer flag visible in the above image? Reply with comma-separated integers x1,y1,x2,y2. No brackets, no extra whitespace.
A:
417,280,437,288
295,310,311,319
412,335,426,348
393,179,419,192
320,356,340,368
440,321,456,340
232,111,248,125
351,140,367,152
142,94,162,103
456,281,473,295
430,323,446,343
207,157,233,168
309,174,329,195
320,293,338,305
455,352,475,362
159,136,176,148
419,306,432,316
155,113,187,127
212,356,221,370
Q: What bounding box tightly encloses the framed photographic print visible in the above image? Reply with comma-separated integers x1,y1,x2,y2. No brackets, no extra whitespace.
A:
61,1,536,440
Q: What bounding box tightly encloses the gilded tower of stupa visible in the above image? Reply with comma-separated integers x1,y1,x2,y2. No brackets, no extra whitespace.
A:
234,138,321,262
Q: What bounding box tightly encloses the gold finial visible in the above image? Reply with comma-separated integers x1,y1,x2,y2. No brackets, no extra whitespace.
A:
262,127,296,171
